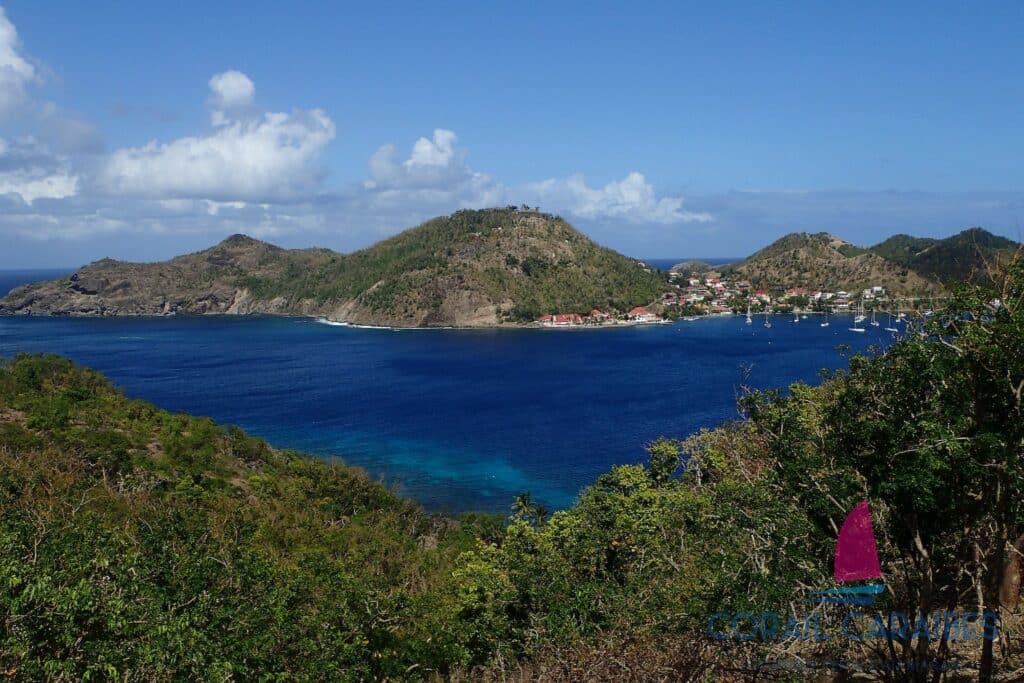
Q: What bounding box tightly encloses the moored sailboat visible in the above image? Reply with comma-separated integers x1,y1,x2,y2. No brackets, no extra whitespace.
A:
849,302,866,333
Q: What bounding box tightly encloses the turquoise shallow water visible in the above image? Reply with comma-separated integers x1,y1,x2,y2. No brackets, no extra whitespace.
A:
0,270,895,513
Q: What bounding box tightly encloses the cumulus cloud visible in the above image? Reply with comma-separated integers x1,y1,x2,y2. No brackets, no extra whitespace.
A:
366,129,475,190
0,1,708,253
208,70,255,125
99,71,336,201
527,172,711,225
363,129,702,227
0,137,78,203
0,7,35,117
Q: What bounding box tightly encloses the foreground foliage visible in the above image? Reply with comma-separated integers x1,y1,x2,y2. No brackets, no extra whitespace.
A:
1,256,1023,680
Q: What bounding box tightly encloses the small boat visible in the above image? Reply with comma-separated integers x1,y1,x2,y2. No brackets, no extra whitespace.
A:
820,309,830,327
763,310,772,328
793,310,799,323
869,309,880,327
801,315,808,320
884,311,898,333
849,303,866,332
745,301,752,325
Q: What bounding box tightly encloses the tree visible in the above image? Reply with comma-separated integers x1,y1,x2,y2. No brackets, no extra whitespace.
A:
743,255,1024,680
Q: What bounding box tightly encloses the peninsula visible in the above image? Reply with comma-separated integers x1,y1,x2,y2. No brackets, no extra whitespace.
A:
0,208,664,328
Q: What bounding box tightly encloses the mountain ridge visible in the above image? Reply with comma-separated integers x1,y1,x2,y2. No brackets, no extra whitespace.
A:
0,209,664,327
704,227,1019,294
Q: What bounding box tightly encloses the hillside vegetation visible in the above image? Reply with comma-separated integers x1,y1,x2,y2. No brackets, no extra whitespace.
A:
3,258,1024,679
721,231,937,294
689,227,1019,296
870,227,1019,284
0,209,664,327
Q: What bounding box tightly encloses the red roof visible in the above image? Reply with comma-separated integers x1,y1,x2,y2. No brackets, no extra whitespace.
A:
590,309,606,316
629,307,652,315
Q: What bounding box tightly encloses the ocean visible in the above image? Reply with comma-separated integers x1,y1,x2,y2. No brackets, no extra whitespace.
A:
0,270,894,514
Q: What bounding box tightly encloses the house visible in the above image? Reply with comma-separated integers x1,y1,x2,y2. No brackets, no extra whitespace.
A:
588,309,609,322
628,306,660,323
536,313,583,327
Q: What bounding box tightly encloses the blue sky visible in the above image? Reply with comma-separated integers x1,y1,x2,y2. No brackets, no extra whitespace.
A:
0,1,1021,267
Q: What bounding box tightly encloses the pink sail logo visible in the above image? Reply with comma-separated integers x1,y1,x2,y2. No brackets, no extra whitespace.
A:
809,500,885,606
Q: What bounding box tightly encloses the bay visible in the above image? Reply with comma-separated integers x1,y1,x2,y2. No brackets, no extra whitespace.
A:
0,306,893,514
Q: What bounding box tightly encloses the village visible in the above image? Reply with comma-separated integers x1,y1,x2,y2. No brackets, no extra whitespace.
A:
534,269,898,327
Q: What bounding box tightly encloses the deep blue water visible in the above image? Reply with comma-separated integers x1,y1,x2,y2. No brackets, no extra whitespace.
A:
643,257,737,271
0,269,72,297
0,310,897,515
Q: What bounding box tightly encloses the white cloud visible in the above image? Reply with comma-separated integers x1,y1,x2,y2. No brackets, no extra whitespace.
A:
0,7,35,117
100,71,336,201
208,70,255,125
363,130,704,226
0,166,77,203
527,171,711,224
0,4,708,249
366,128,474,190
0,136,79,203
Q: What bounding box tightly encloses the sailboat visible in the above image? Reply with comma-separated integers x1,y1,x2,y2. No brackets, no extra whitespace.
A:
853,301,866,324
869,308,880,327
808,500,885,606
820,309,830,327
849,303,866,333
884,311,898,333
792,308,799,323
763,309,772,328
745,301,752,325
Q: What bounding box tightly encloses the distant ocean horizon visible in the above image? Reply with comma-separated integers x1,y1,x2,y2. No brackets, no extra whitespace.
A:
0,269,72,298
642,257,737,271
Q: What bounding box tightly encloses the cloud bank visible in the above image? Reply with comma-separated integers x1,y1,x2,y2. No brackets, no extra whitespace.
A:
0,6,1016,268
0,7,702,253
99,71,336,201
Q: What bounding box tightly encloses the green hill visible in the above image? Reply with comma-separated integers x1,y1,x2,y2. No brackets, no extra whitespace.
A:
870,227,1019,284
0,209,665,327
720,231,938,294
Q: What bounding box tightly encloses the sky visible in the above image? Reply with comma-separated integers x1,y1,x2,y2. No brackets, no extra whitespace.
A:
0,1,1021,267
